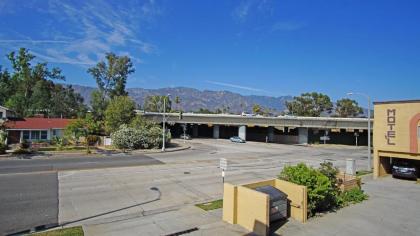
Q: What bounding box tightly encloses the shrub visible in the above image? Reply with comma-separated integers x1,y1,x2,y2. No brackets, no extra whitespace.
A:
112,123,171,151
319,161,339,187
337,188,368,207
51,137,66,150
87,135,99,146
279,162,369,217
279,163,339,216
13,148,32,155
111,125,143,151
0,142,7,154
19,140,30,149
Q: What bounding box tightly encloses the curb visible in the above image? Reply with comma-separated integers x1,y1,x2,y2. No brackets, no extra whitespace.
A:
0,144,192,159
131,144,191,154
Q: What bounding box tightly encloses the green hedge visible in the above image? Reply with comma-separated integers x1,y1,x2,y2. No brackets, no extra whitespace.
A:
279,162,368,217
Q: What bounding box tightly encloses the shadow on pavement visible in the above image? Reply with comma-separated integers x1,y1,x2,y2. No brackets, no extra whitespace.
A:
61,187,162,227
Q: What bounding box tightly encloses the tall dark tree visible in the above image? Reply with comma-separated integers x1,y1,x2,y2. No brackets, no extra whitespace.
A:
1,48,86,118
286,92,333,117
87,53,135,100
335,98,363,118
0,67,12,105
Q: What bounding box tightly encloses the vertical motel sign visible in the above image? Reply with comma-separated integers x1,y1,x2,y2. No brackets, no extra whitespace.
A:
386,109,396,145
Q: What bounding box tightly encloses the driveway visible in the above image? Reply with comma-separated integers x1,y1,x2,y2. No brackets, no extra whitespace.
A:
275,176,420,236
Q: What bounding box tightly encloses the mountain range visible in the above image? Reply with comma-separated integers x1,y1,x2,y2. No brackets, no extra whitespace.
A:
70,85,293,114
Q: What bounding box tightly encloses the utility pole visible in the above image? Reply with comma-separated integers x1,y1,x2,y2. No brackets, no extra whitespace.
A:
347,92,372,170
162,94,170,152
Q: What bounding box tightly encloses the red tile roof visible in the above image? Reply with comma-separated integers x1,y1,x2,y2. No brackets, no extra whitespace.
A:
5,118,74,130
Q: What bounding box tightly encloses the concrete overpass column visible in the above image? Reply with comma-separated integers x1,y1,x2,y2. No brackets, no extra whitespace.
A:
193,125,198,137
238,125,246,140
213,125,220,139
298,127,308,144
268,126,274,142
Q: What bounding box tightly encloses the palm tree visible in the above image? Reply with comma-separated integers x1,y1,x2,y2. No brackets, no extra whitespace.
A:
175,96,181,112
144,95,172,112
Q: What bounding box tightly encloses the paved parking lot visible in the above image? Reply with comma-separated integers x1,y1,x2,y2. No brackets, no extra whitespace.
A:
58,139,370,235
4,139,411,236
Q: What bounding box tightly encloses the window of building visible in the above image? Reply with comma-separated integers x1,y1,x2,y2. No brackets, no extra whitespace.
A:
53,129,63,137
31,131,40,140
41,130,48,140
0,112,3,118
23,131,30,140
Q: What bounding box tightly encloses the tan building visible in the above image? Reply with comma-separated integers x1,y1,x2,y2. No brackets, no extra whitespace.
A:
373,100,420,178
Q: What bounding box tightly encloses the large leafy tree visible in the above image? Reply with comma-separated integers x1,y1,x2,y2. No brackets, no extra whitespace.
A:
335,98,363,118
1,48,86,118
104,96,136,133
87,53,134,121
286,92,333,117
90,90,109,121
87,52,134,99
143,95,171,112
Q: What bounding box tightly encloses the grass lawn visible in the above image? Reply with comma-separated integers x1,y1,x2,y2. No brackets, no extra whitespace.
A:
195,199,223,211
32,226,83,236
356,170,373,176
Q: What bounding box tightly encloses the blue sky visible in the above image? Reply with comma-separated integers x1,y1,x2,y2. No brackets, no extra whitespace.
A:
0,0,419,107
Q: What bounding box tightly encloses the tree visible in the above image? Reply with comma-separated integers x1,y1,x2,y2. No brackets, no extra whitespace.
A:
87,52,134,100
90,90,109,121
143,95,171,112
174,96,181,112
335,98,363,118
64,113,101,153
1,48,86,118
252,104,262,115
49,84,87,118
286,92,333,117
104,96,136,133
0,68,12,105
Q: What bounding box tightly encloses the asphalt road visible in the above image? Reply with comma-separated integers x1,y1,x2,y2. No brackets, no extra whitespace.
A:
0,154,163,174
0,172,58,235
0,154,163,235
0,139,372,235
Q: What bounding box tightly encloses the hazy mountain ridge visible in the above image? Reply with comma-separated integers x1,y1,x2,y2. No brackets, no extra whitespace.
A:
70,84,293,114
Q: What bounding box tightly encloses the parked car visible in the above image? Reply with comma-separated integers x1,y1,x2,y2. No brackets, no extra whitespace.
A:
392,159,418,180
180,134,191,140
230,136,245,143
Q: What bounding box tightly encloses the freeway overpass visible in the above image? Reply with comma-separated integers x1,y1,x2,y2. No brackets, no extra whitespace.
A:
141,112,373,145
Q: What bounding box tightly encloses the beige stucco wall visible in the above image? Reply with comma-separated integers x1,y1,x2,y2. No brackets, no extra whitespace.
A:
236,186,270,236
274,179,307,223
223,179,307,236
373,101,420,178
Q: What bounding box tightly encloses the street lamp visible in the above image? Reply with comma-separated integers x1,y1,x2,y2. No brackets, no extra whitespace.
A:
347,92,372,170
162,94,171,152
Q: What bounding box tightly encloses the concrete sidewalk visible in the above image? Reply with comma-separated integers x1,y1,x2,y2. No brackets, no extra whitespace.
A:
82,206,248,236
